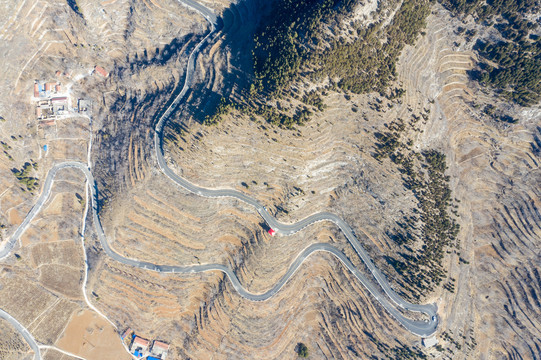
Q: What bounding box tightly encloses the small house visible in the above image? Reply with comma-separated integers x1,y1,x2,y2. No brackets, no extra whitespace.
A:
120,328,132,340
151,340,170,358
422,336,438,348
130,336,150,357
94,65,109,77
44,82,56,92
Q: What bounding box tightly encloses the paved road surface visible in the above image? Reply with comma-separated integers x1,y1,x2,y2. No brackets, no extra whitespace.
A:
0,161,438,336
153,0,439,336
0,0,438,342
0,309,41,360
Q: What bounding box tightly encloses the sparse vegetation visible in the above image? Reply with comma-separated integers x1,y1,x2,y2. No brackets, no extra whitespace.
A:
204,97,233,126
1,141,13,161
206,0,432,128
373,119,406,160
392,150,460,300
439,0,541,106
315,0,431,94
374,118,460,300
11,161,39,192
475,39,541,106
67,0,84,18
252,0,358,96
75,193,85,207
296,342,309,358
367,332,428,359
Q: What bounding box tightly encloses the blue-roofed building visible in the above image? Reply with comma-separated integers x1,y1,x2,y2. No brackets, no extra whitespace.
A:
147,357,161,360
130,335,150,358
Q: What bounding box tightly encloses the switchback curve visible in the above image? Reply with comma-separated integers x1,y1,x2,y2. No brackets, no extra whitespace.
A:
0,0,438,344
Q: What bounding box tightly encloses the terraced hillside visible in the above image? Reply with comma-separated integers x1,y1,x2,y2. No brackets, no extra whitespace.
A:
0,0,539,359
0,0,223,358
106,2,538,359
0,166,129,359
392,7,541,358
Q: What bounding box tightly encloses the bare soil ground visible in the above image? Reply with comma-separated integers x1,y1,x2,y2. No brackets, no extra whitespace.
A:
42,348,82,360
38,264,83,299
1,0,540,359
56,309,131,360
94,4,540,359
0,0,206,357
0,165,122,356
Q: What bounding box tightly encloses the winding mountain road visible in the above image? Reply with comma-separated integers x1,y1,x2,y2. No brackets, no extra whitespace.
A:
0,309,41,360
0,0,438,351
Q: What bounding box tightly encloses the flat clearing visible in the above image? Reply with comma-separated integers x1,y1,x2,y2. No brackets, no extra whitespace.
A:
38,264,83,299
56,310,130,360
0,277,57,326
31,299,78,345
31,241,83,268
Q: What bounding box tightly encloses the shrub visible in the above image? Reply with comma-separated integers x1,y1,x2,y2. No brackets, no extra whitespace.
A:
296,343,308,358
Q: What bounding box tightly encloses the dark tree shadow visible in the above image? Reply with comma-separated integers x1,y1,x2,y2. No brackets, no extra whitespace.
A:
178,0,267,124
